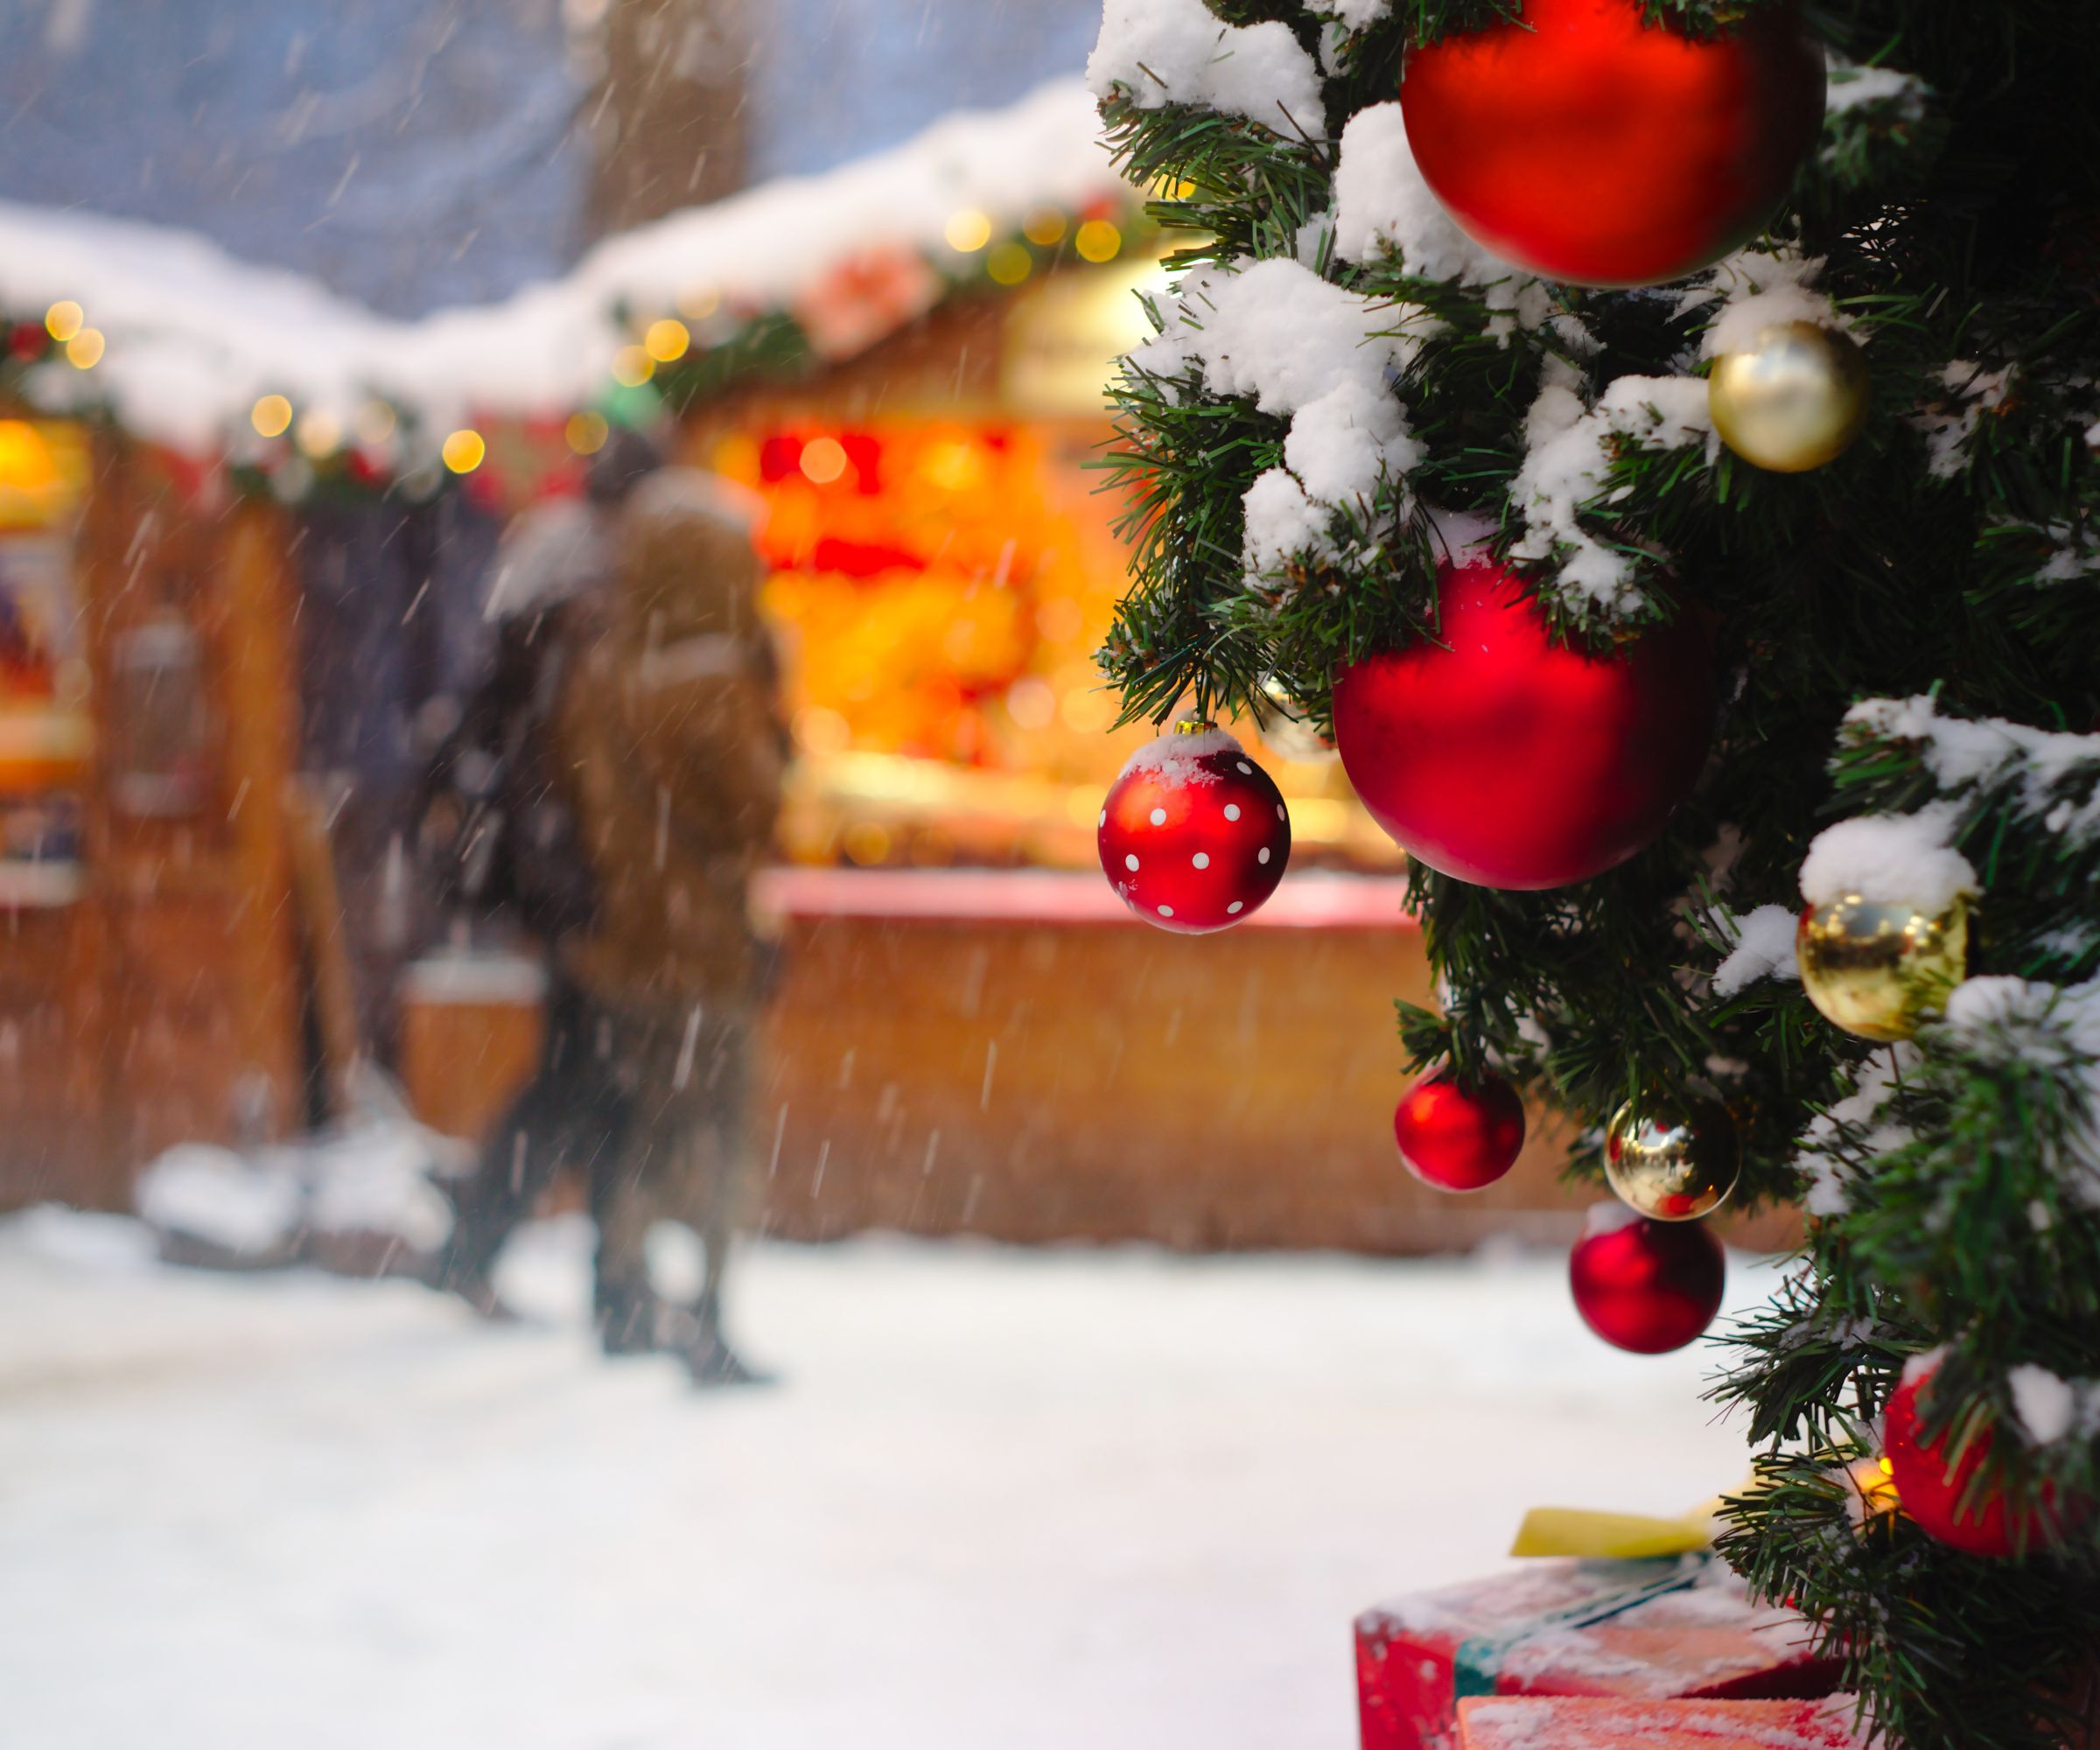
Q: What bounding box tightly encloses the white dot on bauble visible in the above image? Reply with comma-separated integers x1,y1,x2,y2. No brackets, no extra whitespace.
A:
1158,904,1173,917
1224,803,1241,822
1275,805,1284,821
1098,810,1106,828
1236,760,1252,774
1258,846,1270,864
1149,807,1166,825
1227,900,1242,914
1193,851,1209,869
1124,853,1139,872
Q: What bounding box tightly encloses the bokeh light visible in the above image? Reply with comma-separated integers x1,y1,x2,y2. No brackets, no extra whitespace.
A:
645,318,691,364
64,329,105,370
441,429,486,473
565,410,610,455
1075,220,1123,264
251,395,294,438
43,301,84,343
944,208,993,253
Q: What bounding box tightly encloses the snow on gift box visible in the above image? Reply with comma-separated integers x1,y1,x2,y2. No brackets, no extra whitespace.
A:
1354,1554,1840,1750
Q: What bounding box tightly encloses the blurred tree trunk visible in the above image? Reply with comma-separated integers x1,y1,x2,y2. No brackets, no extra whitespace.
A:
584,0,752,240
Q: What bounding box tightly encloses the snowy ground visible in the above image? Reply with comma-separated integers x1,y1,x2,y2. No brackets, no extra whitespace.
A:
0,1209,1777,1750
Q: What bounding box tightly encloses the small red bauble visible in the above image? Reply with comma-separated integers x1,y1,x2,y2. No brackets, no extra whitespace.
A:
1395,1073,1526,1192
1884,1366,2086,1558
1332,559,1715,891
1569,1205,1725,1354
1400,0,1826,287
1098,726,1291,934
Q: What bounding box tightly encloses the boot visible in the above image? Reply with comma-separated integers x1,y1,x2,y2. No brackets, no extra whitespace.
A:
593,1276,663,1357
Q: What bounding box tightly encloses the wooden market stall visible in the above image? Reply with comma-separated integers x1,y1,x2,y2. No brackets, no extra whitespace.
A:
0,410,308,1208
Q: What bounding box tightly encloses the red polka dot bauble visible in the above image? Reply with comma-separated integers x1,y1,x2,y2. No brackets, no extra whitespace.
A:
1400,0,1826,288
1098,725,1291,934
1395,1073,1526,1192
1884,1365,2088,1558
1568,1205,1725,1354
1332,558,1715,891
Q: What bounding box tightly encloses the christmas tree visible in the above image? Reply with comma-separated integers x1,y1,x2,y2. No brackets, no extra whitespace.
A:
1085,2,2100,1746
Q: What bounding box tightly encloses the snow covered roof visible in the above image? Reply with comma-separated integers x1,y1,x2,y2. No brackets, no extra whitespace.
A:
0,78,1127,472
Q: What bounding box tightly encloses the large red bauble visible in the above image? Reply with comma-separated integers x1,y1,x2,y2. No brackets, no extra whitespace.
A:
1332,560,1715,890
1395,1073,1526,1192
1568,1206,1725,1354
1883,1368,2087,1558
1400,0,1826,287
1098,727,1291,934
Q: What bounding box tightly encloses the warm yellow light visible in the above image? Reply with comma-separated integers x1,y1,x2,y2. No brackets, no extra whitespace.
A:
44,301,84,344
794,704,852,756
1075,220,1123,264
442,429,486,474
295,409,342,458
985,242,1032,288
64,328,105,370
1005,676,1055,731
251,395,294,439
353,401,398,447
676,284,721,321
645,318,691,364
1023,209,1068,247
565,410,610,456
799,435,850,485
612,345,655,388
944,208,993,254
0,420,59,494
920,437,984,494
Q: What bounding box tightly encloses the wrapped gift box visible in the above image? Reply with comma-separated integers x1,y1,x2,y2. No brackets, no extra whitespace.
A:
1457,1695,1866,1750
1356,1555,1842,1750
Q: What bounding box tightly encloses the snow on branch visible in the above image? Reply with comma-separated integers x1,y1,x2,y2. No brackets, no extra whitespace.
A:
1798,802,1978,913
1844,695,2100,846
1330,103,1551,336
1712,904,1804,998
1130,256,1424,578
1088,0,1326,136
1508,362,1714,619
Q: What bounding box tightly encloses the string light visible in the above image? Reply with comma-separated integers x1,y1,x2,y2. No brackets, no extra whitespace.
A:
64,329,105,370
944,209,993,253
799,436,849,485
1022,210,1068,247
985,243,1032,287
442,429,486,473
1074,220,1123,264
353,401,398,447
565,410,610,456
645,318,691,364
44,301,83,344
295,410,342,458
251,395,294,438
612,345,654,388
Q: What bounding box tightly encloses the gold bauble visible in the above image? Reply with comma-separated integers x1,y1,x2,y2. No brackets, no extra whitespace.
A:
1604,1099,1740,1222
1708,321,1869,474
1796,892,1970,1043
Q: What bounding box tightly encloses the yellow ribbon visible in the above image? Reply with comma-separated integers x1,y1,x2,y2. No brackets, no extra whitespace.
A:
1508,1502,1723,1560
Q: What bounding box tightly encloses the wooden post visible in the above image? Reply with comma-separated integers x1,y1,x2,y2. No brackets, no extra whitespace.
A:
212,501,305,1144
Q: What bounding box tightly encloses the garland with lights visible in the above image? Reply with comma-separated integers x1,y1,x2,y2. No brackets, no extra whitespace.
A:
1086,2,2100,1745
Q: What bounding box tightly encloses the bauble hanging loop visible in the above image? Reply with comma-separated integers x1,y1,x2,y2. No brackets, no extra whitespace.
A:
1604,1098,1740,1222
1797,893,1970,1043
1399,0,1827,287
1097,724,1291,933
1709,322,1870,473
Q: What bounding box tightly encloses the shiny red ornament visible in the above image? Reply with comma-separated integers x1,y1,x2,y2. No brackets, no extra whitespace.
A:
1568,1206,1725,1354
1400,0,1826,288
1098,726,1290,934
1332,559,1714,891
1395,1073,1526,1192
1884,1367,2087,1558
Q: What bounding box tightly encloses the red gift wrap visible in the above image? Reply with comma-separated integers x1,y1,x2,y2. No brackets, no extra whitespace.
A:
1457,1695,1866,1750
1355,1556,1841,1750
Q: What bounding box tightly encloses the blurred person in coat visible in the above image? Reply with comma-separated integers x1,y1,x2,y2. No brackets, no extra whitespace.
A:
426,430,785,1382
